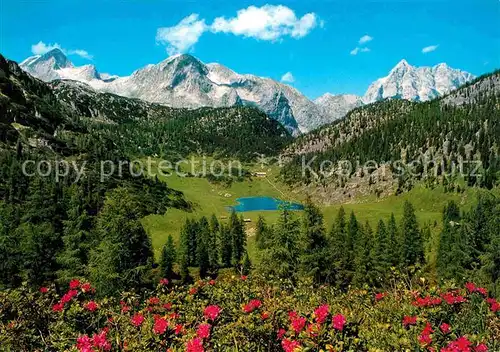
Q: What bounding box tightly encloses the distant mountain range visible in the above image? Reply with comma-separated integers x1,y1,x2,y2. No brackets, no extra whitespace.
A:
20,49,476,133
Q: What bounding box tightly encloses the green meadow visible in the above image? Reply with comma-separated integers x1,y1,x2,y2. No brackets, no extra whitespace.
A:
141,158,488,263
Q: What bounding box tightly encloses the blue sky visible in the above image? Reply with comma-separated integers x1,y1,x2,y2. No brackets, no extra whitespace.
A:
1,0,498,98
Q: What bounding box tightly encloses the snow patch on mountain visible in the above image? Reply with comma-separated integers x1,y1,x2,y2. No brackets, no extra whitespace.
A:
363,59,475,103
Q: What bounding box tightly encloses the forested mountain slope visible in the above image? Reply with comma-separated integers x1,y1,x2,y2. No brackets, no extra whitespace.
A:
281,70,500,191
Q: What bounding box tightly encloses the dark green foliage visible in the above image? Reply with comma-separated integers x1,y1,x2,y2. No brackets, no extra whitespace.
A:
0,202,20,287
387,213,400,267
160,235,176,279
327,207,349,287
353,222,376,287
88,188,154,295
197,217,210,278
255,215,267,249
299,198,329,283
57,185,91,284
220,224,233,268
242,252,252,275
400,201,424,267
229,212,246,266
259,209,301,281
178,222,192,284
281,71,500,190
85,106,291,161
374,219,391,284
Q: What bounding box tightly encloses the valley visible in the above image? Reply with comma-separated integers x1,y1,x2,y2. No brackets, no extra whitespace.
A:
0,48,499,351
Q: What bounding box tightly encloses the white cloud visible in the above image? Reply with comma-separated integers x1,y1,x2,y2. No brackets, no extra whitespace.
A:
31,41,93,60
156,5,320,54
350,47,370,55
67,49,93,60
156,14,207,55
211,5,319,40
280,71,295,83
31,41,62,55
422,45,438,53
359,35,373,44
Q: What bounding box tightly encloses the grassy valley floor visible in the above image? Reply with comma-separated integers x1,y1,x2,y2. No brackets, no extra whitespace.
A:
141,157,491,266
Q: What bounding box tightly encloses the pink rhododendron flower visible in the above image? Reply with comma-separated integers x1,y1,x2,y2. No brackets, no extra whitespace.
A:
282,338,301,352
39,287,48,293
196,323,211,339
160,278,169,286
186,337,204,352
69,279,80,289
81,282,93,293
375,292,387,301
290,316,306,334
52,302,64,312
76,334,92,352
153,317,168,335
277,328,287,340
475,343,488,352
84,301,98,312
402,315,417,327
332,314,346,331
131,313,144,327
314,304,329,324
440,322,451,334
204,305,221,321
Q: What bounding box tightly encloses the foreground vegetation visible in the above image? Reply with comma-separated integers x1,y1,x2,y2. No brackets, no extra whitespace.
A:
1,275,498,351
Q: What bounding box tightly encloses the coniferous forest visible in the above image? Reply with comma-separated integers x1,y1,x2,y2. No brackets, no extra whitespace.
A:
0,52,500,351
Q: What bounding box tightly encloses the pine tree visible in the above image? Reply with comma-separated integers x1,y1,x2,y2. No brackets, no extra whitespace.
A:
255,215,267,249
160,235,176,279
299,198,328,283
353,222,375,287
209,214,220,266
187,219,198,266
220,224,232,268
0,203,21,287
88,187,154,295
57,185,91,284
242,251,252,275
178,222,191,283
229,211,246,266
400,201,424,267
259,209,300,282
374,219,390,284
387,213,400,267
346,211,360,274
327,207,349,287
18,222,61,286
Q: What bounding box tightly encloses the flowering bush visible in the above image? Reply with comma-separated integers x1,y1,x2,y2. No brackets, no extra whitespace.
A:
0,276,498,351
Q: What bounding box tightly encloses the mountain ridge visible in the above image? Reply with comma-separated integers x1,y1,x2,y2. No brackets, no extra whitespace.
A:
20,49,477,132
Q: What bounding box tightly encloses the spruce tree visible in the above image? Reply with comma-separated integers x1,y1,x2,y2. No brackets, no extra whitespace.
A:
400,201,424,267
387,213,400,267
220,224,232,268
88,188,154,295
179,222,191,283
299,198,328,283
327,207,349,287
209,214,220,266
229,211,246,266
242,251,252,275
255,215,267,249
0,202,20,287
57,185,91,284
160,235,176,279
259,209,300,282
346,211,360,276
353,222,375,287
374,219,390,284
